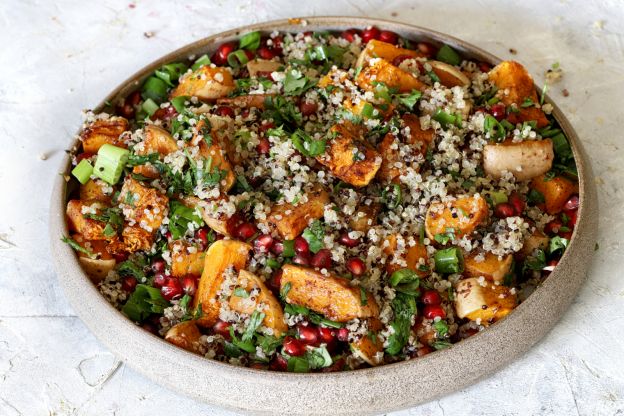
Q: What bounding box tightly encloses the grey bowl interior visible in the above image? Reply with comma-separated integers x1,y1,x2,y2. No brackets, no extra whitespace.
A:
49,16,598,415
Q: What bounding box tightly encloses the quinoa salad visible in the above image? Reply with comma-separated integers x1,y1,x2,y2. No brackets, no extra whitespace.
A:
63,26,580,372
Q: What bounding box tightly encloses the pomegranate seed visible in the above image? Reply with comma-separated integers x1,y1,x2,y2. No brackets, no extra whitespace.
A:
361,26,380,43
215,106,235,118
292,253,311,266
117,102,135,119
76,152,94,163
235,222,257,240
416,42,438,57
311,249,332,269
181,276,197,296
195,228,210,247
267,270,283,293
257,46,275,60
164,230,172,241
212,41,237,66
112,252,129,263
490,103,506,121
560,231,573,240
563,209,578,228
241,108,251,118
271,35,283,50
478,61,492,73
294,236,309,254
254,234,274,254
416,346,433,357
151,105,178,122
299,101,318,116
151,259,166,273
508,193,526,215
244,50,255,61
317,327,335,344
256,138,271,154
297,324,319,346
127,91,142,106
213,320,232,340
225,213,243,236
121,276,138,292
494,202,516,218
153,272,167,288
423,305,446,320
421,290,442,306
564,195,579,211
378,30,398,44
392,54,413,67
259,121,275,132
322,357,345,372
282,336,306,356
336,328,349,342
346,257,366,276
338,232,359,247
271,239,284,255
269,354,288,371
545,219,563,235
340,29,360,42
161,278,183,301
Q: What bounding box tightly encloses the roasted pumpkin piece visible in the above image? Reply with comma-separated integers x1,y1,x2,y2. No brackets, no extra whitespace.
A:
228,270,287,337
71,233,115,282
192,119,236,192
121,225,154,253
80,117,129,154
66,200,108,240
79,179,113,203
425,195,489,240
316,121,382,187
454,277,517,324
170,241,205,278
118,177,168,232
246,59,283,78
267,187,329,240
170,65,235,101
318,69,349,88
216,94,272,110
181,196,234,237
488,60,548,128
356,58,426,93
530,174,578,214
350,318,384,366
483,139,554,181
518,230,549,258
349,202,380,233
280,264,379,322
464,251,513,283
355,39,423,69
193,239,252,327
165,321,204,354
383,234,429,276
429,60,470,88
132,124,179,179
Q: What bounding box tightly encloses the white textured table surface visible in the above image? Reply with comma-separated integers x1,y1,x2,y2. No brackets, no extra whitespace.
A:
1,1,623,415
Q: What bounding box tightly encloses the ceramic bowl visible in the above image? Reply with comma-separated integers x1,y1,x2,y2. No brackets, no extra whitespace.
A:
50,16,598,415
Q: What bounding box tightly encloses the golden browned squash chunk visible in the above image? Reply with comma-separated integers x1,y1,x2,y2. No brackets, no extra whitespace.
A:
425,195,489,240
530,174,578,214
66,200,108,240
518,230,549,258
350,318,384,366
181,196,234,237
80,117,129,154
357,58,426,93
79,179,113,204
120,225,154,253
280,264,379,322
193,120,236,192
193,239,252,327
488,61,548,128
316,122,382,187
318,69,349,88
267,186,329,240
118,177,168,232
170,66,235,101
72,233,116,282
133,124,179,179
170,241,205,278
349,202,380,233
246,59,282,78
483,139,554,181
342,98,394,120
228,270,287,337
383,234,429,276
165,321,203,354
429,61,470,88
454,277,517,324
464,252,513,283
355,39,424,69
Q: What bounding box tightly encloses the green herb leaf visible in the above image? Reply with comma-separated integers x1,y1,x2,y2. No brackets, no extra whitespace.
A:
306,346,333,369
436,44,461,66
287,356,310,373
122,284,170,322
397,90,422,110
239,31,261,50
433,320,449,337
168,200,204,240
61,235,95,258
385,293,417,355
233,287,249,298
242,310,266,342
302,220,325,253
389,268,419,287
283,69,317,96
280,282,292,300
549,236,569,254
527,189,545,205
434,247,464,274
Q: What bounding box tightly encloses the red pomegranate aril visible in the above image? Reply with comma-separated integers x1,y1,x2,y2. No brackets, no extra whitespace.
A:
416,346,433,357
361,26,380,43
161,278,183,301
478,61,492,73
508,193,526,215
564,194,580,211
490,103,506,121
548,259,559,268
494,202,516,218
545,219,563,235
244,50,255,60
151,259,166,273
215,106,235,118
269,354,288,371
151,105,178,121
421,290,442,306
423,305,446,320
213,320,232,340
297,324,319,346
236,222,257,240
127,90,142,106
311,249,332,269
256,138,271,154
563,209,578,228
181,276,197,296
271,240,284,255
392,54,412,67
340,29,360,43
76,152,94,163
164,230,172,241
121,276,138,292
317,327,335,344
378,30,398,44
560,231,573,240
346,257,366,276
338,232,359,247
416,42,437,57
212,41,237,66
257,46,275,60
112,252,129,263
117,102,135,119
336,328,349,342
294,236,310,254
299,101,318,116
282,336,306,356
322,357,345,373
292,253,311,266
153,272,167,288
195,228,210,246
268,270,283,293
254,234,274,254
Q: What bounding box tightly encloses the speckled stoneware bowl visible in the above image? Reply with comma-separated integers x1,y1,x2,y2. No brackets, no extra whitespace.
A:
50,16,598,415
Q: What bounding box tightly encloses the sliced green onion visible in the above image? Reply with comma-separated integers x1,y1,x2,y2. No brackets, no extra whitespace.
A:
170,96,189,113
71,159,93,184
434,247,464,274
227,49,250,68
141,98,159,117
266,258,281,269
397,90,422,110
93,144,129,185
436,44,461,66
282,240,295,258
433,108,457,127
141,76,168,103
191,54,211,71
155,63,188,87
361,103,375,119
390,268,419,287
239,31,261,51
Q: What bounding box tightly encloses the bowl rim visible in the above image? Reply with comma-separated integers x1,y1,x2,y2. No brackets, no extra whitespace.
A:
49,16,598,415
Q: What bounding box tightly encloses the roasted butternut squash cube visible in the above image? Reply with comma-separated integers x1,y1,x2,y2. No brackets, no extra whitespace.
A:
342,98,394,120
425,195,489,240
118,177,168,232
316,122,382,187
121,225,154,252
350,318,384,366
170,240,205,277
318,69,349,88
267,187,329,240
454,277,516,324
483,139,554,181
429,60,470,88
80,117,128,154
356,58,426,93
349,202,380,232
383,234,429,276
132,124,179,179
181,196,234,237
228,270,287,337
530,174,578,214
193,240,252,327
197,139,236,192
170,66,235,101
280,264,379,322
518,230,549,258
79,179,113,204
356,39,423,69
66,200,108,240
165,321,203,354
464,251,513,283
72,233,115,282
